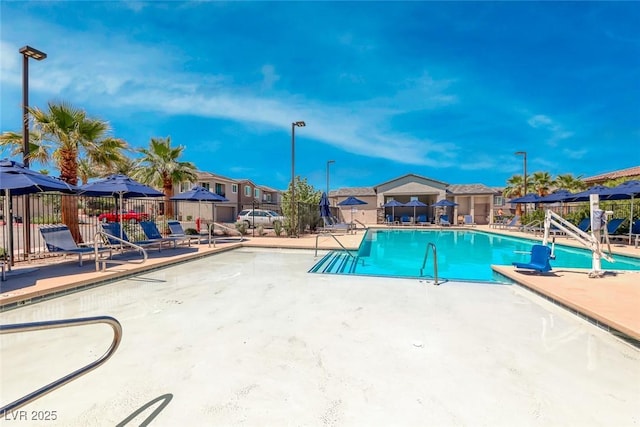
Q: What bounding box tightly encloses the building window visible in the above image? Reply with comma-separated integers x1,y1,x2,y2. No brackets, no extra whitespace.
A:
200,182,210,191
254,188,260,198
244,185,251,196
265,193,272,202
494,196,504,206
232,184,238,193
215,183,225,197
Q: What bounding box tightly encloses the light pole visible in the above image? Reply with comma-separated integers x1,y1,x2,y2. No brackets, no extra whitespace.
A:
326,160,335,195
19,45,47,261
515,151,527,216
291,121,306,236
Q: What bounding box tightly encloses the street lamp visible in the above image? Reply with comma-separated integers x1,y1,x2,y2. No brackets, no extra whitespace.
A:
20,45,47,167
19,45,47,262
291,121,306,236
515,151,527,216
326,160,335,195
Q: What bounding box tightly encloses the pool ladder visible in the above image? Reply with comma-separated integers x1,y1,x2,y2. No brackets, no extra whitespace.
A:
0,316,122,417
420,242,443,285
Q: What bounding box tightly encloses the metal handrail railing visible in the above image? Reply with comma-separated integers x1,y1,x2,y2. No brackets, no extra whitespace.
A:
0,316,122,417
94,231,148,271
314,234,356,260
420,242,441,285
208,222,244,248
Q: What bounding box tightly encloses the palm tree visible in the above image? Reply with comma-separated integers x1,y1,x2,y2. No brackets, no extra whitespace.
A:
132,136,197,218
503,175,524,216
554,174,585,192
0,102,130,241
531,171,553,197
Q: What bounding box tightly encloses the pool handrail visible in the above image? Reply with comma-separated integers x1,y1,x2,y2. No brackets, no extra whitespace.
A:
0,316,122,417
94,231,148,271
314,233,356,260
420,242,442,285
208,222,244,248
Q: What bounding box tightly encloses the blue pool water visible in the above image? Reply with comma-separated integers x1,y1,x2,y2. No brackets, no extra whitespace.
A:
313,229,640,282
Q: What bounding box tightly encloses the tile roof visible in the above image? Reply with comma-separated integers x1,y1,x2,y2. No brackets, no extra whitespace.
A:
583,165,640,183
442,184,501,195
330,187,377,197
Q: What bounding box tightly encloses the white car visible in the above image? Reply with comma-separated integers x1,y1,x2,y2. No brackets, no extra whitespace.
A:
237,209,285,228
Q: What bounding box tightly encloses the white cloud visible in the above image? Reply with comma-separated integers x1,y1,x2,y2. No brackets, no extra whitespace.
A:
527,114,574,146
260,64,280,91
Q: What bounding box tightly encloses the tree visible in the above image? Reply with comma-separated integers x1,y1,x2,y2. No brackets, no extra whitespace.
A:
281,176,321,236
132,136,197,218
503,175,525,216
554,174,585,192
531,171,553,197
0,101,130,242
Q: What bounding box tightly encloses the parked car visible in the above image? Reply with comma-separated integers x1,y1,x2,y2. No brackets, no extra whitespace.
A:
98,209,150,223
237,209,285,228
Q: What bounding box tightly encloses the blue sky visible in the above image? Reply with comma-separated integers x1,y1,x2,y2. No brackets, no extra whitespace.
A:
1,1,639,192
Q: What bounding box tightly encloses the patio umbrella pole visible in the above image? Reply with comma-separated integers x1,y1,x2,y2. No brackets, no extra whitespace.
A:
4,191,12,270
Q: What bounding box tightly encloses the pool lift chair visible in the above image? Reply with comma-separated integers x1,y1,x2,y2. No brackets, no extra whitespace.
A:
540,195,614,278
512,244,553,274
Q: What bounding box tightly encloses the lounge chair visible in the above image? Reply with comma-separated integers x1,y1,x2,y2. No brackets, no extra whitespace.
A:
319,216,350,234
463,215,476,226
439,215,451,226
576,218,591,232
502,215,521,230
140,221,192,248
416,214,430,226
512,244,552,273
400,215,412,225
385,214,395,225
167,220,201,245
40,224,112,266
100,222,165,251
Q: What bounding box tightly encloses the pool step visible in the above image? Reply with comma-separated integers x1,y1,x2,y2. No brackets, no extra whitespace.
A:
309,251,359,275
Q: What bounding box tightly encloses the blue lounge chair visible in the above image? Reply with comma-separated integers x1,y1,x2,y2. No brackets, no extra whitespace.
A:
167,220,201,245
40,224,112,266
502,215,521,230
416,214,430,225
463,215,476,226
400,215,412,225
605,218,625,235
439,215,451,226
576,218,590,232
100,222,165,251
386,214,394,224
140,221,191,248
512,244,552,273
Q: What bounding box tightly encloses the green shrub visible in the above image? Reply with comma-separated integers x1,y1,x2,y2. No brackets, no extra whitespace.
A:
274,220,283,237
185,228,199,235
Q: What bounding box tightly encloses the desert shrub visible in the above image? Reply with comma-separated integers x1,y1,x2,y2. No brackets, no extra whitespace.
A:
235,221,248,235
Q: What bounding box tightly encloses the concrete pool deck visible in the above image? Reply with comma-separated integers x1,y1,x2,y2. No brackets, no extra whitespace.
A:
1,225,639,344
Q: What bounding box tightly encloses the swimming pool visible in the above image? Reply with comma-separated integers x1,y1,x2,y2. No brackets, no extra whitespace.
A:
1,248,638,425
311,229,640,282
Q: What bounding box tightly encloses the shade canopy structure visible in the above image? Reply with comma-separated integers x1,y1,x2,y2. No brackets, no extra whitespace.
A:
337,196,367,223
80,174,164,240
537,190,574,203
382,199,403,221
431,199,458,207
319,192,331,218
1,159,78,271
403,199,428,220
509,193,541,204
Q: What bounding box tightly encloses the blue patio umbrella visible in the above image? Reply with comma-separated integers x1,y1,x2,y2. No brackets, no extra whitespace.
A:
171,186,228,226
403,199,428,220
1,159,78,270
382,199,403,221
567,185,610,202
537,190,574,203
599,180,640,243
338,196,367,223
431,199,458,207
80,174,164,239
508,193,541,204
319,192,331,218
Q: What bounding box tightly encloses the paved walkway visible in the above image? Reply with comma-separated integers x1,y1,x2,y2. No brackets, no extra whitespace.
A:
1,225,639,343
